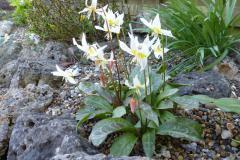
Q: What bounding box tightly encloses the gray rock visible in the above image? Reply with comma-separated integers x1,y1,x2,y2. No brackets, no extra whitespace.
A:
10,60,64,89
0,39,22,68
0,118,10,158
0,60,18,88
7,112,98,160
0,84,53,120
0,84,54,157
50,152,148,160
173,71,231,98
0,20,14,36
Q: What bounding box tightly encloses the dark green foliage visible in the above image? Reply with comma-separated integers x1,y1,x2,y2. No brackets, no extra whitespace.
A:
155,0,240,74
27,0,95,41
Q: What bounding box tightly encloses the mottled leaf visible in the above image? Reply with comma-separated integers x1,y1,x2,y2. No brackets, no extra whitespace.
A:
112,106,126,118
84,95,113,112
77,82,96,94
142,129,156,158
213,98,240,113
159,111,176,123
158,117,203,141
170,96,199,109
157,99,174,109
139,103,159,126
110,133,138,156
89,118,135,146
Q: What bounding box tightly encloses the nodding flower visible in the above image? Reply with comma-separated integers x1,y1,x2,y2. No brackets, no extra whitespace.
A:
140,14,174,38
79,0,98,20
73,33,107,61
119,33,156,71
51,65,79,84
95,7,124,40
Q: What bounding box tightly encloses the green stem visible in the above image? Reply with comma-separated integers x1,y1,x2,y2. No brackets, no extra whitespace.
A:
147,62,152,105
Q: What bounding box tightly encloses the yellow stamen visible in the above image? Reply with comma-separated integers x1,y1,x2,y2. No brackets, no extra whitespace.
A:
131,49,146,59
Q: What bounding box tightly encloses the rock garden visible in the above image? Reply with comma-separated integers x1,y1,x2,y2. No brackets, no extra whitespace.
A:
0,0,239,160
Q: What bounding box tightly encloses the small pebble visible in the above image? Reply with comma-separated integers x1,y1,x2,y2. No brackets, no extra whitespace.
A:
221,130,233,139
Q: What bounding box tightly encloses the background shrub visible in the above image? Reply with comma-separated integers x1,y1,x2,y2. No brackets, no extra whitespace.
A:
10,0,32,25
27,0,95,41
155,0,240,74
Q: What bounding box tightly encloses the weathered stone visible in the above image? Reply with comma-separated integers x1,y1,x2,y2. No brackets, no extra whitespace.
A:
214,57,239,81
50,152,148,160
0,40,22,68
7,112,98,160
0,60,18,88
0,118,10,158
173,71,231,98
0,20,14,36
9,60,64,89
0,84,53,121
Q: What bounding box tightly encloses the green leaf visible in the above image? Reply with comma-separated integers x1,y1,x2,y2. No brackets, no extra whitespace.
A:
76,107,110,128
157,99,174,109
77,82,96,94
191,95,215,104
170,96,200,109
112,106,127,118
110,133,138,157
158,88,179,101
139,103,159,126
159,111,176,123
158,117,203,141
142,129,156,158
213,98,240,113
89,118,135,146
84,95,113,112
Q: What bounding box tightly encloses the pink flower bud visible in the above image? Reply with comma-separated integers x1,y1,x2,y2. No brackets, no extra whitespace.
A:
130,98,138,113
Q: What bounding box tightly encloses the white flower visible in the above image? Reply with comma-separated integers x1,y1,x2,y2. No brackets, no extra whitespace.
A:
125,75,147,95
95,8,124,39
119,33,156,70
52,65,79,84
79,0,98,19
152,38,169,59
140,14,174,38
94,51,115,69
3,34,10,44
73,33,107,61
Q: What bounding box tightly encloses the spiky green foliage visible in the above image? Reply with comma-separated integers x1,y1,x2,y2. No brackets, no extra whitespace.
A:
154,0,240,74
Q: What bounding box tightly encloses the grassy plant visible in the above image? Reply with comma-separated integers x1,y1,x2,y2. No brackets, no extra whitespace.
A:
153,0,240,74
10,0,32,25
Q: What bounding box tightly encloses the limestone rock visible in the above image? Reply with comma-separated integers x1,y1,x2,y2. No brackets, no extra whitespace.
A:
173,71,231,98
0,20,14,36
7,112,98,160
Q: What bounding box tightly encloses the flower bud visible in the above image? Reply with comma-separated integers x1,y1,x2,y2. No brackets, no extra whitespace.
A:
130,98,138,113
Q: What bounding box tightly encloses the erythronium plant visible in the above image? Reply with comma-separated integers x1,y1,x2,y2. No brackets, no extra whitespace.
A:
52,1,240,158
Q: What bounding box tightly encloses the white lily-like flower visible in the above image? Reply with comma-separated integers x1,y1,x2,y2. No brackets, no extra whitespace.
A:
152,38,169,59
95,8,124,39
119,33,155,70
95,51,115,69
52,65,79,84
79,0,98,19
73,33,107,61
140,14,174,38
125,75,147,96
